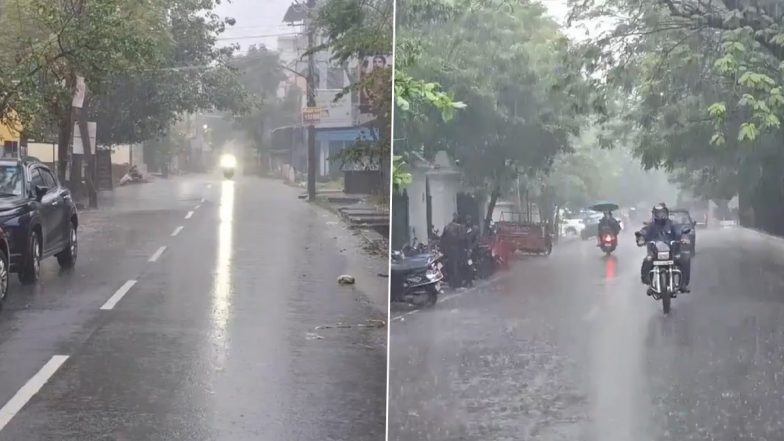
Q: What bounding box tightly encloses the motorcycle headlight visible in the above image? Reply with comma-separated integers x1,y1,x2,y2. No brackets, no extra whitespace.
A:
425,269,438,280
657,252,670,260
220,154,237,168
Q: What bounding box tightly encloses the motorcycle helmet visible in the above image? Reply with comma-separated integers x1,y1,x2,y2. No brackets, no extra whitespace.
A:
652,203,669,225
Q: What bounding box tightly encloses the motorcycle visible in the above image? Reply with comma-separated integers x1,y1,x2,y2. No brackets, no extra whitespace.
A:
636,228,690,314
220,153,237,179
390,250,443,307
598,229,618,256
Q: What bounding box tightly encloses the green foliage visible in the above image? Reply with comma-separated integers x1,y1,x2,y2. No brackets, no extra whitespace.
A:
392,155,413,187
395,0,592,200
0,0,164,136
569,0,784,232
394,71,465,121
0,0,252,151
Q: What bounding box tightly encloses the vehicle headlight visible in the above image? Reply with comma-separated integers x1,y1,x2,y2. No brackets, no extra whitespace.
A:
220,154,237,168
406,275,424,284
425,269,438,280
657,252,670,260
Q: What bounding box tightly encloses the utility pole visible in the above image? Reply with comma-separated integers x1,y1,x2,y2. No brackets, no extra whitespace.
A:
305,0,317,201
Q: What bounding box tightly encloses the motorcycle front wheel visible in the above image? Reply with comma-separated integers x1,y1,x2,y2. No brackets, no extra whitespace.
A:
660,273,671,314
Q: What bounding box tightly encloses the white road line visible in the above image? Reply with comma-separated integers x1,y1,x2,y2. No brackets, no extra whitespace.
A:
194,204,202,210
0,355,69,432
100,280,137,310
200,198,205,203
391,309,419,322
185,211,194,219
148,246,167,263
171,226,184,237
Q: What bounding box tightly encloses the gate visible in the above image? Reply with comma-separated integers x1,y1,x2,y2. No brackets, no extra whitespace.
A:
391,187,410,251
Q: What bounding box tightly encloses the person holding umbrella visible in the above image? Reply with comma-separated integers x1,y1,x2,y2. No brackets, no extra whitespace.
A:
591,202,621,246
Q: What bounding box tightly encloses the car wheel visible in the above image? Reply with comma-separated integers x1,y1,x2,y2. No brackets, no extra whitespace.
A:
19,231,40,284
0,248,9,304
57,223,77,269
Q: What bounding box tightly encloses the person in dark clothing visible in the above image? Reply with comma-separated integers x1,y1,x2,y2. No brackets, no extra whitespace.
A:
637,203,691,294
597,211,621,245
441,214,468,288
463,215,479,287
598,211,621,234
465,215,479,248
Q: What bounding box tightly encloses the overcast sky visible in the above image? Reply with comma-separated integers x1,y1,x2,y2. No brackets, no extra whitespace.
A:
212,0,599,54
214,0,299,52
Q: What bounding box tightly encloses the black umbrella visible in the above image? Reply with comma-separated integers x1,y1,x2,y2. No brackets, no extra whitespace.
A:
588,202,620,212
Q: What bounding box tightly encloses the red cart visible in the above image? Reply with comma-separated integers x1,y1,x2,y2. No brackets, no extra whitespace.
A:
495,211,552,256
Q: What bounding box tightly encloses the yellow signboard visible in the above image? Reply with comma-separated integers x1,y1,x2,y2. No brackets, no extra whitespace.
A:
302,106,323,123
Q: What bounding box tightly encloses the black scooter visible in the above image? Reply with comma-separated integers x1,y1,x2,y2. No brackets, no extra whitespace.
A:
390,250,443,307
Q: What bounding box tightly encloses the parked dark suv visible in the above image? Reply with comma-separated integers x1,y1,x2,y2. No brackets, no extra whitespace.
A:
0,158,78,283
0,226,11,303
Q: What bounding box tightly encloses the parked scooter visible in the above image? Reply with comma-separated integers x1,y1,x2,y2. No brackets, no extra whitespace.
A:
390,249,443,307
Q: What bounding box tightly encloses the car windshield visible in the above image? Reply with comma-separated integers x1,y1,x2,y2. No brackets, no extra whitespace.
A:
0,164,23,196
670,212,692,225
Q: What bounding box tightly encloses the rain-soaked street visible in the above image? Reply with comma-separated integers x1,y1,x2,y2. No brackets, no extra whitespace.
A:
0,174,386,441
389,227,784,441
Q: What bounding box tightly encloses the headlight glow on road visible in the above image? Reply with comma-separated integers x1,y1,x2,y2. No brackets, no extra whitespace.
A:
212,180,235,355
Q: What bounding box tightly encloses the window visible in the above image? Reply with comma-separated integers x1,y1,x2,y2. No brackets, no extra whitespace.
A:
0,165,23,196
3,141,18,157
327,67,344,89
29,168,44,189
671,212,692,226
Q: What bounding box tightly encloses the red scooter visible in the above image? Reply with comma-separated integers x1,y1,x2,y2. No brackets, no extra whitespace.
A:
598,229,618,256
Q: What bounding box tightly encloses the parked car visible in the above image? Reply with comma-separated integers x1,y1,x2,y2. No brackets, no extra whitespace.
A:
669,209,697,254
0,158,78,283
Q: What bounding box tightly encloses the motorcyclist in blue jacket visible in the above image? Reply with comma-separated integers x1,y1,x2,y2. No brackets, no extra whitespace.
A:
636,203,691,294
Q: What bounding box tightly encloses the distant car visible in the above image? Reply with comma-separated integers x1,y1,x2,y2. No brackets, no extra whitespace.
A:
0,158,78,283
580,213,623,240
669,209,696,254
560,218,585,236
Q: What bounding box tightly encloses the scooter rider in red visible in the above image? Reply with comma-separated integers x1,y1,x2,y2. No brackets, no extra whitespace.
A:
597,211,621,246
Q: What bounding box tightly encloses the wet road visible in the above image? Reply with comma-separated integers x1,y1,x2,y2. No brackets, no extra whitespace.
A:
0,174,386,441
390,227,784,441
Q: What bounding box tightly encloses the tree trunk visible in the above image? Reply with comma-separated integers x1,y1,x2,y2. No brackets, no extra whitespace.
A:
56,109,72,183
483,184,500,232
76,99,98,209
